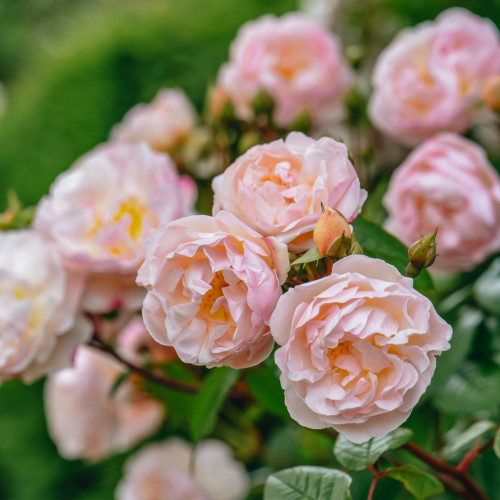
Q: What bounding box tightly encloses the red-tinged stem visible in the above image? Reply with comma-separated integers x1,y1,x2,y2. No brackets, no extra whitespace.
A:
457,438,495,473
89,337,199,394
403,442,488,500
367,475,378,500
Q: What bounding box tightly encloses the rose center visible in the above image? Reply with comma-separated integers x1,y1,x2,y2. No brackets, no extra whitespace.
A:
199,271,232,322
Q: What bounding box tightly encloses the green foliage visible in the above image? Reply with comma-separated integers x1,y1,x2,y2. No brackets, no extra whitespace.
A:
444,421,496,459
189,367,239,442
494,429,500,459
386,465,444,499
352,217,434,296
264,466,353,500
333,428,413,471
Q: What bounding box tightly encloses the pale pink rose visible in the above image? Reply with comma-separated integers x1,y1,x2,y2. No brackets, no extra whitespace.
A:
117,316,177,365
369,8,500,146
0,230,90,383
116,438,249,500
111,89,197,152
45,346,164,461
212,132,366,252
384,133,500,272
35,142,196,312
215,13,352,127
271,255,452,443
137,211,290,368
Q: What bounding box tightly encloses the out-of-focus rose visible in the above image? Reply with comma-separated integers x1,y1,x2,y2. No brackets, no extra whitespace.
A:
116,438,249,500
212,132,366,252
137,211,290,368
271,255,452,443
110,89,197,152
35,142,196,312
45,346,164,461
384,133,500,273
369,8,500,146
117,316,177,365
0,230,90,383
214,13,352,127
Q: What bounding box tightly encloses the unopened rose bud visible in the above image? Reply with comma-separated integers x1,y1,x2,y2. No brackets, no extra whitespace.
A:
252,90,275,117
483,75,500,113
313,207,351,256
406,229,438,278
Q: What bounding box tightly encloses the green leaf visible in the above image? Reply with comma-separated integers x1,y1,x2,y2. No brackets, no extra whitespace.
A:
109,371,130,399
352,217,433,296
264,466,352,500
433,362,500,415
246,365,288,419
189,367,239,442
444,421,496,458
426,307,482,400
494,429,500,459
292,246,323,266
333,428,413,471
386,465,444,499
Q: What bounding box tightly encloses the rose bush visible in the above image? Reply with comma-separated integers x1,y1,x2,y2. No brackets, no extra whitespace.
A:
212,132,366,252
271,255,452,443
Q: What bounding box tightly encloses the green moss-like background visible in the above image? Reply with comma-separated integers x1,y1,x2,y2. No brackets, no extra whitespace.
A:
0,0,499,498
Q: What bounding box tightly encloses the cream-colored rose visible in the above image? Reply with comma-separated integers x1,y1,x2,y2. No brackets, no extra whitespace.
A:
271,255,452,443
0,230,90,383
115,438,249,500
215,13,352,127
111,89,197,152
35,142,196,312
369,8,500,146
45,346,164,461
137,211,290,369
212,132,366,252
384,133,500,272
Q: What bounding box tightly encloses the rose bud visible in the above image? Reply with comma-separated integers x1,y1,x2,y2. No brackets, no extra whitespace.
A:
406,229,438,278
313,207,351,256
483,74,500,112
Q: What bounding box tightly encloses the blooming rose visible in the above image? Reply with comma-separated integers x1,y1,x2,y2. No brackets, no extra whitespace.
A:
0,230,90,382
212,132,366,252
116,438,249,500
271,255,452,443
117,316,177,365
35,142,196,312
45,346,164,461
137,211,290,368
215,13,352,127
110,89,197,152
369,8,500,146
384,133,500,272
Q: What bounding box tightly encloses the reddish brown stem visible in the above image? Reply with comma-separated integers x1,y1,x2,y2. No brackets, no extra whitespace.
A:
403,442,488,500
457,438,494,473
367,475,378,500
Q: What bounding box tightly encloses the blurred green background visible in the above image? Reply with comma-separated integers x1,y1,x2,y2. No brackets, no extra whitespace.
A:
0,0,499,498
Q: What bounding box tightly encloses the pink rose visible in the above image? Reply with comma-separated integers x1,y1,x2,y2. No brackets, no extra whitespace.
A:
116,438,249,500
212,132,366,252
215,13,352,127
136,211,290,368
117,316,177,365
271,255,452,443
0,230,90,382
384,133,500,272
45,346,164,461
35,142,196,312
110,89,197,152
369,8,500,146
